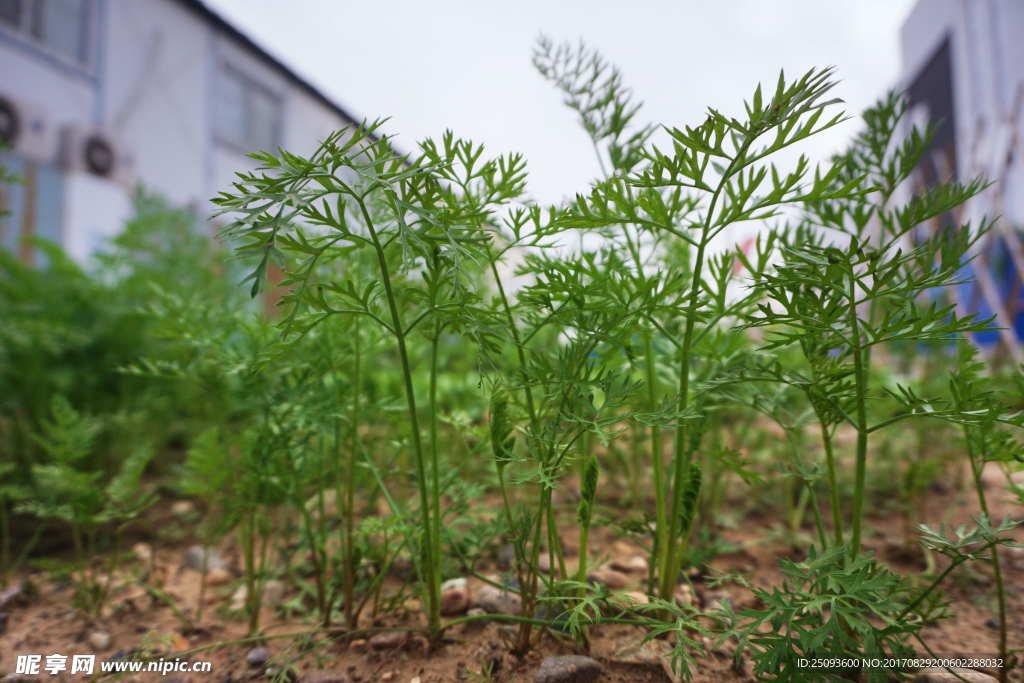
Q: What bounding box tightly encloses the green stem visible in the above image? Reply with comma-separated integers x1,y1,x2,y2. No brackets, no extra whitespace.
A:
644,334,669,598
819,419,843,546
847,282,869,560
429,317,443,619
359,198,439,639
661,136,755,603
345,318,361,629
0,500,9,587
969,441,1008,683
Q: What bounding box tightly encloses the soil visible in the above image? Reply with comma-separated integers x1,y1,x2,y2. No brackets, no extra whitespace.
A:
2,463,1023,683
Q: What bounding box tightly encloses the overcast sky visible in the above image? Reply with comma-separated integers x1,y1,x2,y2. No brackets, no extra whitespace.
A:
203,0,918,208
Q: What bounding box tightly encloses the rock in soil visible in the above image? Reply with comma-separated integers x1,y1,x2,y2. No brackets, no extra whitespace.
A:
265,666,297,683
610,556,649,574
586,569,630,589
498,544,516,567
702,590,731,611
205,567,232,586
915,669,999,683
181,545,225,572
369,631,408,651
246,647,271,667
0,612,8,634
264,580,285,604
88,630,112,652
230,586,247,611
171,500,196,517
0,584,23,609
471,584,521,616
439,578,470,615
674,584,693,607
534,656,602,683
304,671,350,683
133,542,153,564
610,639,679,683
463,607,489,627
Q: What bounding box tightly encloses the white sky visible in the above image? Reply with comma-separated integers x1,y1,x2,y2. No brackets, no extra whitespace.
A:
203,0,918,208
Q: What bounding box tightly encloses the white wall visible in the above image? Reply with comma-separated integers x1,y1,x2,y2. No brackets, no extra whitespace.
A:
0,0,357,261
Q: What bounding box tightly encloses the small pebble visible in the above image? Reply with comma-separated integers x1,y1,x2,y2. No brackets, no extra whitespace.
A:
986,618,1001,630
439,579,470,616
534,656,603,683
369,631,408,651
471,584,521,616
133,543,153,564
610,556,649,574
171,500,196,517
88,630,111,652
181,545,225,572
915,668,998,683
674,585,693,607
247,647,271,667
304,672,350,683
348,639,367,651
0,612,8,634
205,567,232,586
586,569,630,589
0,585,22,610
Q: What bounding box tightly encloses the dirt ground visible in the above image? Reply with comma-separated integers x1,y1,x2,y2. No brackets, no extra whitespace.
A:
1,463,1023,683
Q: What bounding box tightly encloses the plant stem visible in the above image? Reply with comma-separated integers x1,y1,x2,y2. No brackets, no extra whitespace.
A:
0,500,8,588
644,334,669,598
819,419,843,545
847,277,869,560
345,318,361,629
359,198,440,640
429,315,443,619
968,437,1008,683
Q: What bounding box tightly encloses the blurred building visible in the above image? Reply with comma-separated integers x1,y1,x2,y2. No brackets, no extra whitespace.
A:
901,0,1024,360
0,0,362,262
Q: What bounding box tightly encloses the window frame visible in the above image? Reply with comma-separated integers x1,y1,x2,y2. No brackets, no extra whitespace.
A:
0,0,94,73
216,62,284,155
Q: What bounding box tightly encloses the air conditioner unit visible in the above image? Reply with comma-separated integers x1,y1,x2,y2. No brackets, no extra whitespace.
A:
0,92,50,161
59,126,134,185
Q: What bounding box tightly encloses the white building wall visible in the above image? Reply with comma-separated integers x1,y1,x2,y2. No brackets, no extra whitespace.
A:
0,0,358,263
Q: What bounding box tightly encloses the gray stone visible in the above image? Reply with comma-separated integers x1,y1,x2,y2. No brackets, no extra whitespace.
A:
439,582,470,616
534,656,602,683
471,584,521,616
0,584,22,609
915,669,998,683
246,647,271,667
304,672,350,683
170,500,196,517
369,631,408,651
586,569,630,589
498,544,516,568
88,630,112,652
463,607,489,627
182,545,225,572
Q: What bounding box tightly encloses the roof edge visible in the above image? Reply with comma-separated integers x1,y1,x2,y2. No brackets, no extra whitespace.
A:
173,0,363,129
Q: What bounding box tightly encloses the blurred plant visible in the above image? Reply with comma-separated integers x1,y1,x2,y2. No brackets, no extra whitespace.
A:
18,395,155,616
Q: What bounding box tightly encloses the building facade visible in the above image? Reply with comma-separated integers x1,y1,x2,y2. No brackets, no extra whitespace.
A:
901,0,1024,358
0,0,361,262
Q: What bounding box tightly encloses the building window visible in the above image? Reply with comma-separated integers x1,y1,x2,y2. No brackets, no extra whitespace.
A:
219,66,282,153
0,0,90,66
